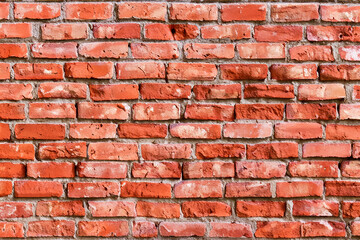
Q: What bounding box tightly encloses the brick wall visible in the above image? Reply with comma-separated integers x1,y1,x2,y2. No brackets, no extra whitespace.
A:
0,1,359,238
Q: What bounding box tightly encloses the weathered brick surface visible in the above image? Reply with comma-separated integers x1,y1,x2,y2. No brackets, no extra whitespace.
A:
0,1,359,239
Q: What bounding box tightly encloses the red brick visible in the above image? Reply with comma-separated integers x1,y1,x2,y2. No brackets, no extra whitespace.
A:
141,83,190,100
79,102,129,120
182,201,231,217
303,142,351,158
132,162,181,179
0,63,9,79
29,103,76,119
141,144,191,161
0,202,32,218
38,142,86,160
339,46,360,61
298,84,345,100
90,84,138,101
194,84,241,100
0,84,32,100
69,123,117,139
15,124,65,140
0,181,11,196
201,24,251,40
118,123,167,139
184,43,234,59
354,85,360,99
244,84,294,99
0,162,25,178
0,103,25,120
0,144,34,160
131,43,179,59
224,123,272,138
118,2,166,21
236,201,286,217
0,222,23,238
238,43,285,59
341,160,360,178
275,122,322,139
132,222,157,238
14,3,60,19
342,161,360,177
195,143,245,159
145,23,199,40
174,180,222,198
247,142,298,159
78,162,127,179
68,182,119,198
302,221,346,237
0,3,9,19
255,222,301,238
0,43,27,58
79,42,128,58
42,24,87,40
352,222,360,236
27,220,75,237
14,181,62,198
31,42,77,59
27,162,75,178
235,104,284,120
65,3,112,20
14,63,63,80
320,65,360,80
255,25,303,42
121,181,171,198
78,221,128,237
326,124,360,140
307,25,360,42
93,23,140,39
321,5,360,22
65,62,113,79
289,161,339,178
160,222,206,237
353,141,360,157
116,62,165,79
185,104,234,121
340,104,360,119
226,182,271,198
133,103,180,121
222,4,266,21
220,64,268,80
236,161,286,179
88,142,138,160
277,181,323,198
170,3,217,21
342,201,360,218
167,63,217,81
0,123,10,140
38,82,87,99
89,201,135,217
293,200,339,217
0,128,11,143
271,4,319,22
209,223,252,238
286,103,337,120
0,23,31,39
290,45,334,61
270,64,318,80
183,161,235,179
137,201,180,218
170,123,221,139
36,201,85,217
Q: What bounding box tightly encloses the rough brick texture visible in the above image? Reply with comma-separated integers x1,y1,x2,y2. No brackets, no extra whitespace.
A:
0,1,359,239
